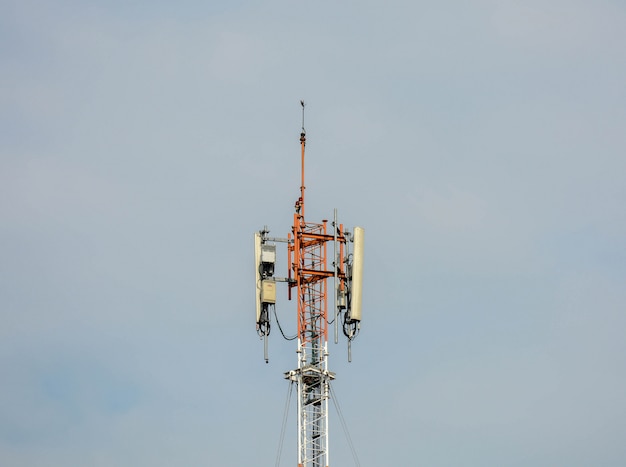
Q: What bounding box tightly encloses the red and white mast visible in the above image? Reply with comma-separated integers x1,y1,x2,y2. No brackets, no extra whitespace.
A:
255,102,364,467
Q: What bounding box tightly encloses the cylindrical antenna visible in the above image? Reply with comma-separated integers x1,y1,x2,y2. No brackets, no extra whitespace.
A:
348,339,352,363
299,100,306,219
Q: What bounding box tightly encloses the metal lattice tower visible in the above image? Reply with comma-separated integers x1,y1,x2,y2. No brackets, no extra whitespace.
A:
255,102,363,467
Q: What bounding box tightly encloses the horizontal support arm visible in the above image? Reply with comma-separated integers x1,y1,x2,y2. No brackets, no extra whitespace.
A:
264,236,292,243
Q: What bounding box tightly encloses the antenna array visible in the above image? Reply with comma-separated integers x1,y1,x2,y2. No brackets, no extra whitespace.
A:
254,102,364,467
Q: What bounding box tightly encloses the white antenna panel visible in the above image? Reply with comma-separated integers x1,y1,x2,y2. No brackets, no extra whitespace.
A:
254,232,262,323
350,226,364,322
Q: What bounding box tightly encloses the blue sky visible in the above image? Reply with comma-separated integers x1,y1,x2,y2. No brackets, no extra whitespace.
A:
1,0,625,465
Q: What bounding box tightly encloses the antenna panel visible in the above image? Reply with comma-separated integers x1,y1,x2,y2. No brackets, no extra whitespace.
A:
350,226,364,322
254,232,262,323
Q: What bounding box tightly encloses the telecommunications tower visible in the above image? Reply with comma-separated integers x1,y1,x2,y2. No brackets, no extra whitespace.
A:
254,102,364,467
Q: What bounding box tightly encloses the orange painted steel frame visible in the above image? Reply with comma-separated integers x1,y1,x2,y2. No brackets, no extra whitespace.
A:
288,134,348,345
286,120,348,467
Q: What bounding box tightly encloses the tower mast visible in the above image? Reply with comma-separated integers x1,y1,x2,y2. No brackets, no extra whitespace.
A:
255,102,364,467
287,101,334,467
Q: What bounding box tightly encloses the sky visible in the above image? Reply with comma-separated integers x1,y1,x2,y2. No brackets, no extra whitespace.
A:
1,0,625,465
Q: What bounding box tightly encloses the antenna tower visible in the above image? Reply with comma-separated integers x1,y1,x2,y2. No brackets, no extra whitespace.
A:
254,102,364,467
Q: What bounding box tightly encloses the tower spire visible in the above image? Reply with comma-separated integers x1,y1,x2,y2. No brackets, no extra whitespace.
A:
299,100,306,220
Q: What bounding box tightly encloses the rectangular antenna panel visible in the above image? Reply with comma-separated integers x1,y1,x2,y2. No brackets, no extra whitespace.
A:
350,227,364,321
254,232,262,323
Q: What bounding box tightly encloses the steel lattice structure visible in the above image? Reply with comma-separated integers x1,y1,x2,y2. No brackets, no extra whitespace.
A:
287,219,336,467
255,103,363,467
